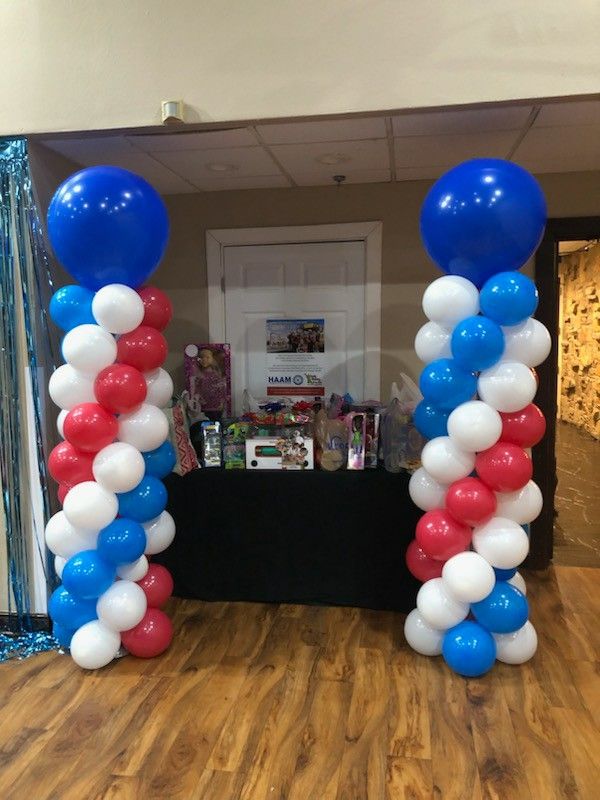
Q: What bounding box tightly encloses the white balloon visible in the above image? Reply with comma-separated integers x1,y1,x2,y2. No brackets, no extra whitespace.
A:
501,318,551,368
414,321,452,363
472,516,529,569
494,621,537,664
447,400,502,453
404,608,444,656
57,409,68,439
63,481,118,531
478,361,537,413
48,364,96,410
93,442,145,494
408,467,448,511
422,275,479,326
54,555,67,579
92,284,145,334
421,436,475,484
143,511,176,555
508,572,527,595
62,324,117,375
44,510,98,558
96,581,147,632
416,577,469,630
144,368,174,408
118,403,169,452
117,555,149,581
495,481,543,524
442,552,496,604
70,620,121,670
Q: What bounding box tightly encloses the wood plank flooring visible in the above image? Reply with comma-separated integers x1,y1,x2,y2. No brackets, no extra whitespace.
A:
0,566,598,800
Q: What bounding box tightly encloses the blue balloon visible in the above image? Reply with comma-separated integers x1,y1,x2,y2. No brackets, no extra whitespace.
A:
471,581,529,633
62,550,116,600
442,621,497,677
52,622,76,649
118,475,167,523
419,358,477,411
420,159,547,287
413,401,449,440
493,567,517,581
47,166,169,291
49,285,95,331
480,271,539,326
97,518,147,565
48,586,98,629
143,441,176,479
451,315,505,371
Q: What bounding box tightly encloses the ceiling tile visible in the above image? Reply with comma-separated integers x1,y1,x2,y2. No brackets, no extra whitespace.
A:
394,131,517,168
129,128,256,152
153,147,281,180
190,174,290,191
392,106,532,137
395,166,447,182
256,117,386,144
42,136,136,163
293,169,390,187
513,125,600,173
270,139,389,178
534,100,600,128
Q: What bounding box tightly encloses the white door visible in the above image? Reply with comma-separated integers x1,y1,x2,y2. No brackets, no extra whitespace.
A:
223,240,366,413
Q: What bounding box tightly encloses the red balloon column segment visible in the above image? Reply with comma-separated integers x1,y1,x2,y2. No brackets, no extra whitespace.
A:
63,403,119,453
475,443,533,493
116,326,168,372
95,364,147,414
137,286,173,332
445,478,497,527
499,404,546,448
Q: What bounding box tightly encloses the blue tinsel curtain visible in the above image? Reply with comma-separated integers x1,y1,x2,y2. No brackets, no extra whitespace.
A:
0,139,59,660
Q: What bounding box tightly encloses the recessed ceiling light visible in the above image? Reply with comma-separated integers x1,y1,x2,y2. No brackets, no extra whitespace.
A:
206,162,239,173
315,152,351,165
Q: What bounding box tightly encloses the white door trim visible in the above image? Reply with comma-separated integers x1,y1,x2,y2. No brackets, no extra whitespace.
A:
206,221,382,399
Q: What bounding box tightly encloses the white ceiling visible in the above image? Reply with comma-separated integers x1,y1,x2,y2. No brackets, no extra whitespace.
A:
40,99,600,194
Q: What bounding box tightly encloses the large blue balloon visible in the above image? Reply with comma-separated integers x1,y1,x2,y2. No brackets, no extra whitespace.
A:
62,550,116,600
47,166,169,291
48,586,97,629
442,621,497,677
493,567,517,581
419,358,477,411
97,518,147,565
471,581,529,633
118,475,167,523
52,622,76,649
413,401,449,440
420,159,547,287
143,440,176,479
451,315,505,371
49,285,95,331
480,271,539,326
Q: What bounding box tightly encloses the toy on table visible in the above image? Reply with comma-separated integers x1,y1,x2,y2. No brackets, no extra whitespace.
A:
346,412,366,470
222,421,254,469
245,428,314,470
200,420,222,468
365,411,380,469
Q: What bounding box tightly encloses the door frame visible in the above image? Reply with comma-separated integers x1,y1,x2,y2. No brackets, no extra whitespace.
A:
206,221,383,399
529,215,600,568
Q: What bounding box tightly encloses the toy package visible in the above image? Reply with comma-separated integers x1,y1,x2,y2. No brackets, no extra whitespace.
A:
222,421,254,469
200,420,222,468
246,429,314,470
346,412,366,470
184,343,232,419
365,412,380,469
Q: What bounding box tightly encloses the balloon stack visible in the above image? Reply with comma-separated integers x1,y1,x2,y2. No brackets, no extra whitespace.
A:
44,166,177,669
405,159,549,677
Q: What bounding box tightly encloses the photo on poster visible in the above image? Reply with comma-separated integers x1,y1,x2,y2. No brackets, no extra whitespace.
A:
265,319,326,398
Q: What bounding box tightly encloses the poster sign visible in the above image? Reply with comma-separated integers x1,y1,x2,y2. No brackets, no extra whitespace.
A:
265,319,326,398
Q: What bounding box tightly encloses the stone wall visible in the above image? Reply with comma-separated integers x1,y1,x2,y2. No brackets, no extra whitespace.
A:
559,242,600,438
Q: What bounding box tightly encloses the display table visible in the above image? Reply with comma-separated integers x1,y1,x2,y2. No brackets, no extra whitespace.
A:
155,468,422,613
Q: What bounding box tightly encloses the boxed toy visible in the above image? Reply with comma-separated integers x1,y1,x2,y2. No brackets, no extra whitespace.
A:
245,430,314,470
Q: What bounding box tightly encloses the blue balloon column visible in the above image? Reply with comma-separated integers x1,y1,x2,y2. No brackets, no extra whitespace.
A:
405,159,549,676
45,167,176,669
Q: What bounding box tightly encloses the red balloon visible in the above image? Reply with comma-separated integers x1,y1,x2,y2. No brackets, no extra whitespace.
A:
116,326,167,372
475,442,532,492
57,483,70,504
445,477,497,527
121,608,173,658
137,564,174,608
405,539,444,582
499,404,546,448
95,364,147,414
48,441,94,486
138,286,173,332
63,403,118,453
415,509,471,562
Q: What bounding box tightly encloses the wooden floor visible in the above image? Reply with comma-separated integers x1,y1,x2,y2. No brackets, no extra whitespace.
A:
0,567,598,800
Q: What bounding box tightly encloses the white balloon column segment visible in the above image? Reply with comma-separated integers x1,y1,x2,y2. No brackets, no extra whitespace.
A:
45,166,176,668
406,158,549,677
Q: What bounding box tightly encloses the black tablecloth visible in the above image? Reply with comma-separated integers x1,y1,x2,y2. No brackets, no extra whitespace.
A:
155,468,421,612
